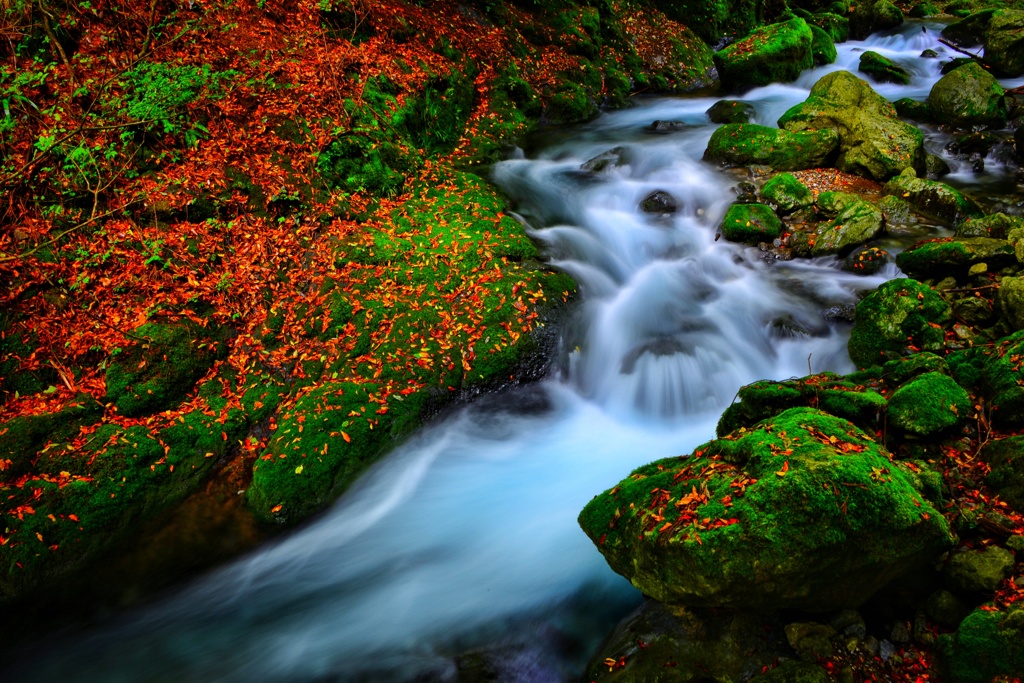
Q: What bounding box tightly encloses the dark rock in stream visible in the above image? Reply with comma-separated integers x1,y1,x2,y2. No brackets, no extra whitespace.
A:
639,190,677,214
646,120,689,134
706,99,755,124
581,146,631,174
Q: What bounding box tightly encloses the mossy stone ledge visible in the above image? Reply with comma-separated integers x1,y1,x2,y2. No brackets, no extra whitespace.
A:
713,17,815,91
704,123,839,171
578,407,954,611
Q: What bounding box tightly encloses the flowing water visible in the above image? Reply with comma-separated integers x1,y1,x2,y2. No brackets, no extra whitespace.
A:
8,21,1024,683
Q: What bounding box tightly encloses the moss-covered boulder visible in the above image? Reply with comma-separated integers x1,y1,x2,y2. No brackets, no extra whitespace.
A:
808,12,849,43
981,436,1024,509
579,408,953,611
910,1,939,18
704,123,838,171
706,99,755,124
927,62,1007,129
583,601,787,683
801,191,885,257
941,9,997,47
946,546,1016,593
859,51,911,85
104,320,229,418
937,604,1024,683
895,237,1016,280
810,25,837,66
999,276,1024,330
850,0,904,40
760,172,813,213
719,203,785,244
981,330,1024,427
886,372,972,438
778,71,925,181
714,18,814,91
893,97,932,121
955,212,1024,240
848,278,952,368
984,10,1024,77
883,169,984,227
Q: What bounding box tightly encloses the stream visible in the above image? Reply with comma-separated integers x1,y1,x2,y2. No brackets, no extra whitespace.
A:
8,20,1024,683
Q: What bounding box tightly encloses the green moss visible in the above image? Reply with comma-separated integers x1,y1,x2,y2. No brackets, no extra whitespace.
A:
886,372,973,437
543,80,598,124
104,320,229,418
927,62,1008,128
980,329,1024,427
810,24,837,65
803,191,884,257
894,237,1015,280
981,435,1024,509
714,18,815,90
848,278,952,368
937,604,1024,683
859,51,911,85
0,396,102,473
720,203,785,244
580,407,952,611
704,123,838,172
808,12,849,43
761,172,813,213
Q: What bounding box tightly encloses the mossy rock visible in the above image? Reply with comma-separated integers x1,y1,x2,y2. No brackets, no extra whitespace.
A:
927,62,1007,129
706,99,755,124
909,1,940,17
881,352,949,386
778,71,925,181
850,0,904,40
704,123,839,171
803,191,884,257
886,372,972,438
893,97,932,121
808,12,849,43
104,320,229,418
883,170,984,227
999,275,1024,329
843,245,891,275
579,407,953,611
955,212,1024,239
895,237,1015,280
937,604,1024,683
848,278,952,368
810,25,837,66
719,203,785,244
543,79,598,124
981,329,1024,427
0,396,102,473
583,601,787,683
749,660,830,683
760,172,813,213
714,18,815,91
859,51,911,85
980,435,1024,509
945,545,1016,592
941,9,997,47
984,10,1024,77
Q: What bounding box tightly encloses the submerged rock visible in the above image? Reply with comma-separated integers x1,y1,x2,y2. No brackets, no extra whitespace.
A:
848,278,951,368
704,123,839,171
579,407,953,611
778,71,925,180
706,99,756,124
859,51,911,85
927,62,1007,129
720,203,784,244
714,17,814,90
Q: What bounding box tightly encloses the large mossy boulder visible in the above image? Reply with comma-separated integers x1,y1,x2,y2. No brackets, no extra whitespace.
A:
886,372,972,438
883,170,984,227
704,123,838,171
859,51,911,85
105,320,229,418
778,71,925,181
937,604,1024,683
579,408,953,611
945,546,1016,593
719,203,784,244
981,329,1024,427
799,191,885,257
850,0,904,40
810,25,837,66
848,278,952,368
1000,276,1024,330
714,18,814,91
981,436,1024,509
984,10,1024,77
941,9,997,48
895,237,1016,280
927,62,1007,129
809,12,849,43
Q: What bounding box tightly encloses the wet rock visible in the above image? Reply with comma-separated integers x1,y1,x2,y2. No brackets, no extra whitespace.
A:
910,2,939,18
936,603,1024,683
921,48,940,58
945,546,1016,593
843,245,890,275
850,0,903,40
704,123,839,171
947,131,1000,159
879,194,912,225
926,589,972,628
734,180,759,203
581,146,630,174
639,190,677,214
896,238,1015,280
647,120,689,134
848,278,951,368
810,24,837,66
761,172,813,213
886,372,972,438
706,99,755,124
778,71,925,181
883,169,984,227
801,191,884,257
859,51,911,85
583,601,787,683
822,303,857,322
579,407,953,611
893,97,931,121
940,57,975,75
941,10,997,47
981,436,1024,510
785,622,837,661
983,10,1024,77
714,17,814,90
952,296,995,326
720,203,784,244
928,62,1007,129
